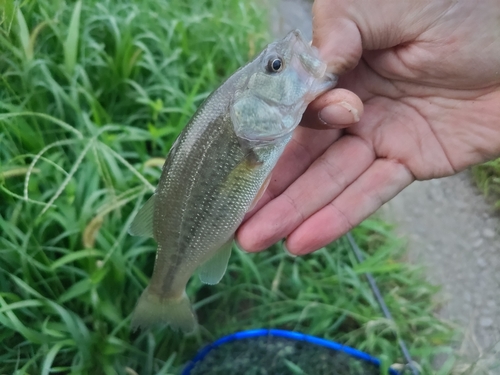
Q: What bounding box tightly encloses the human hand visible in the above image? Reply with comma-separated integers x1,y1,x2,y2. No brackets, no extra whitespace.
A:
236,0,500,255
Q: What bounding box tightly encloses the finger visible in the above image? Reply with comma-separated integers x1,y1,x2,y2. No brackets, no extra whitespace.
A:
313,0,440,75
301,88,364,129
243,126,342,218
284,158,415,255
237,135,375,252
312,0,363,74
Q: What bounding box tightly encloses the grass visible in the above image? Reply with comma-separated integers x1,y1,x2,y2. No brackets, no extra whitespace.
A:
472,160,500,210
0,0,457,374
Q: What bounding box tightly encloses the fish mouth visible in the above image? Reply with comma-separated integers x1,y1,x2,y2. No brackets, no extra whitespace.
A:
306,71,338,100
284,30,338,98
284,30,326,78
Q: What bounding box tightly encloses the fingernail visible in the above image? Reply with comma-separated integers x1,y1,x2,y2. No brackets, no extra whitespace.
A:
319,101,360,125
282,241,297,258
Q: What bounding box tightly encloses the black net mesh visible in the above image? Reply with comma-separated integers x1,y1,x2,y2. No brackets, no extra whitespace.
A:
188,336,383,375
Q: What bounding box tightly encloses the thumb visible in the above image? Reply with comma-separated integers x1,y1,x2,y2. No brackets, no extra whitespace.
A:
312,0,363,74
312,0,437,75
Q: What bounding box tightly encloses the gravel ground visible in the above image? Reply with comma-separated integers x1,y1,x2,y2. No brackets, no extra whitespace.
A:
383,172,500,370
272,0,500,371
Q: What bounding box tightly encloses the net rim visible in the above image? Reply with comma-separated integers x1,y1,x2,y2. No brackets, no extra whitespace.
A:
182,329,400,375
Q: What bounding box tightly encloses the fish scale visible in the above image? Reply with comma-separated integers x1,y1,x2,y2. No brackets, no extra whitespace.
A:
128,30,337,332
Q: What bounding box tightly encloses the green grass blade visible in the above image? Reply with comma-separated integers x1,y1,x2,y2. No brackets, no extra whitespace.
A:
0,0,17,32
50,249,103,270
63,0,82,73
42,341,72,375
15,8,31,62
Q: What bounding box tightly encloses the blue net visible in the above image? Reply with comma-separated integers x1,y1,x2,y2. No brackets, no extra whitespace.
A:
183,329,402,375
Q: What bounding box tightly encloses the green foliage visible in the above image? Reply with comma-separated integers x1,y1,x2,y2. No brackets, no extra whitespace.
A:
472,159,500,209
63,0,82,74
0,0,20,32
0,0,456,374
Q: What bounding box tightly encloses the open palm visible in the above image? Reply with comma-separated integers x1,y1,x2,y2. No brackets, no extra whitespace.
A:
237,0,500,255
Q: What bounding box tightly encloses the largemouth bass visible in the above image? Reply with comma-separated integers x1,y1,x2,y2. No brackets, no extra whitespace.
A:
128,30,337,332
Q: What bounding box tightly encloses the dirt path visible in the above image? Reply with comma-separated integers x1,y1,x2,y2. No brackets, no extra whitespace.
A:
272,1,500,371
383,172,500,370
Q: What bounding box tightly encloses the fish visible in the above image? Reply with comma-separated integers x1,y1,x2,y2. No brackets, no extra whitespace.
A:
128,29,337,333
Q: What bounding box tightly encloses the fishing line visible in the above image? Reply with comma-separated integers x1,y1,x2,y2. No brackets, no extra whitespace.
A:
346,231,420,375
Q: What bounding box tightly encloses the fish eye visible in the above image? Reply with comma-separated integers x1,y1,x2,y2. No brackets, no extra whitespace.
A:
267,56,284,73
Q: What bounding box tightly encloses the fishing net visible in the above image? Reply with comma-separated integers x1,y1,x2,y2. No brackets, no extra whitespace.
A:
183,329,405,375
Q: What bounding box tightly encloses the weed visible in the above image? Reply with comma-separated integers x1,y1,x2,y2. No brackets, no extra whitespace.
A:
472,159,500,210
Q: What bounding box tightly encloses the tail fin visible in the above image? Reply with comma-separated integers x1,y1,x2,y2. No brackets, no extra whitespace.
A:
131,287,197,333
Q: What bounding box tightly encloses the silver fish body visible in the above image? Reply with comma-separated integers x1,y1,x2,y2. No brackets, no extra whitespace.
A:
128,30,337,332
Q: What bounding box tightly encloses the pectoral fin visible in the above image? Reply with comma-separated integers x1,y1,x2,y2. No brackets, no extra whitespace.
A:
198,237,233,285
128,195,155,237
248,174,271,211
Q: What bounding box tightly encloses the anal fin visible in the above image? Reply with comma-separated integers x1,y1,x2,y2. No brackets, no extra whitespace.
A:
198,237,233,285
128,194,155,237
